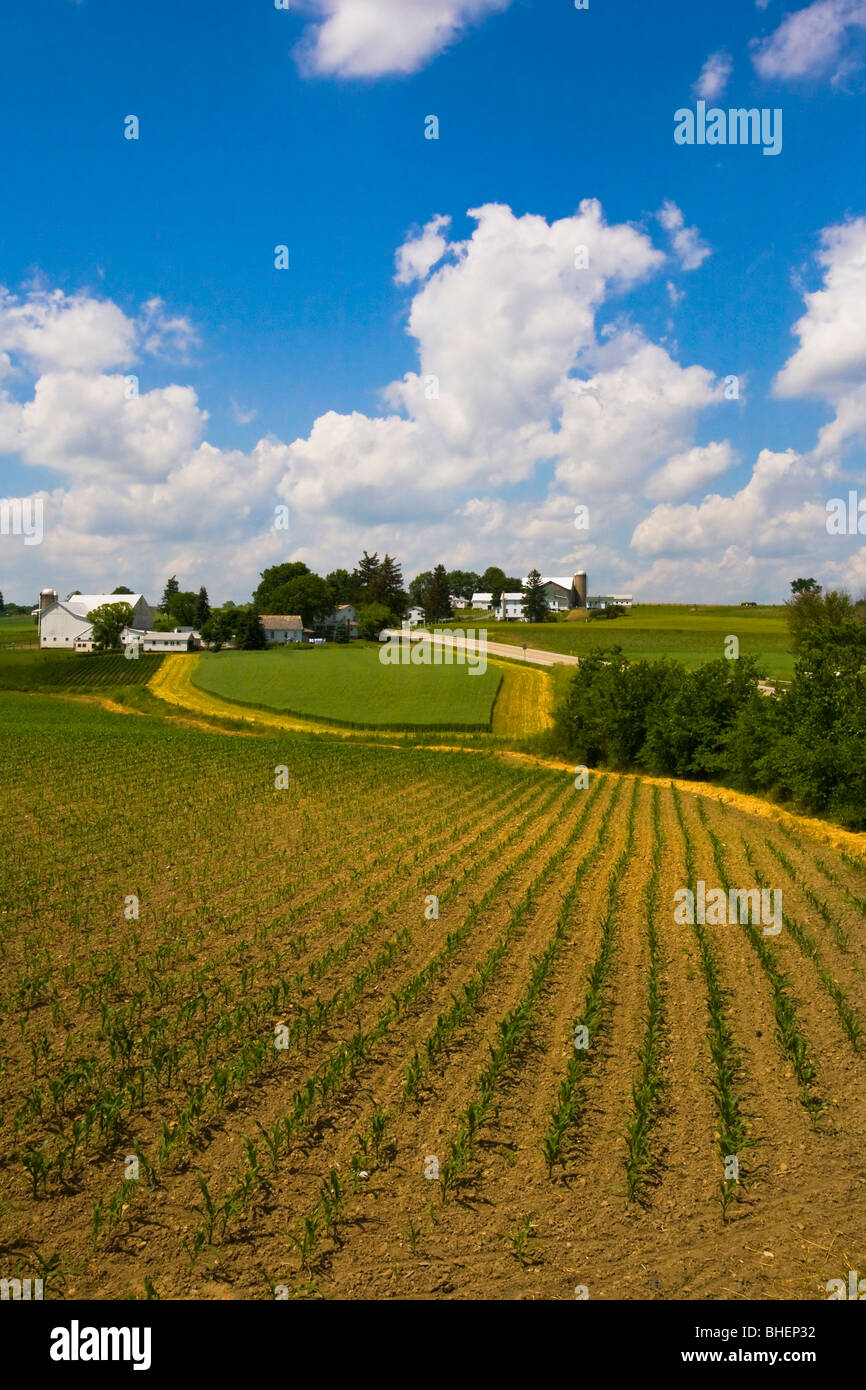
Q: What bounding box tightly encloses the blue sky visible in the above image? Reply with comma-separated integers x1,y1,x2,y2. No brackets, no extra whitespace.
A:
1,0,865,603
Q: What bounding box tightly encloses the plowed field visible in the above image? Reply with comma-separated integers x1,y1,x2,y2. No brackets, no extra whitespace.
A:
2,693,866,1301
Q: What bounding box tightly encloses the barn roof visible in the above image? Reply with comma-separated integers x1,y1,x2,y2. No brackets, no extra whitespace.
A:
65,593,146,614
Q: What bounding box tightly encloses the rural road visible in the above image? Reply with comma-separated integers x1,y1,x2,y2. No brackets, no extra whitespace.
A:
380,628,779,693
380,628,580,667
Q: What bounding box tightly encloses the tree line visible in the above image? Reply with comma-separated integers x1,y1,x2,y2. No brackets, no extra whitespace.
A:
554,581,866,830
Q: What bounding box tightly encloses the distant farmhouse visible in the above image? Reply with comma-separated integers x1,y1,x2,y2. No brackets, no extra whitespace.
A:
122,629,199,653
37,588,156,650
261,615,304,644
470,572,633,621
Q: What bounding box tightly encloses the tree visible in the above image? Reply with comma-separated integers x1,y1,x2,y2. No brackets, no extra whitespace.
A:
353,552,382,601
194,587,211,627
112,586,135,595
87,602,133,651
254,562,310,612
423,564,453,622
791,578,822,595
522,569,549,623
325,569,354,605
447,570,481,601
357,602,394,641
160,576,180,612
352,552,406,613
236,609,266,650
164,590,198,626
786,588,855,654
266,574,333,628
408,571,433,607
481,566,508,604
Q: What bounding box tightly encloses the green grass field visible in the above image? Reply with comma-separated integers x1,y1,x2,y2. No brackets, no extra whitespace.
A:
441,604,794,679
0,614,38,647
192,644,503,729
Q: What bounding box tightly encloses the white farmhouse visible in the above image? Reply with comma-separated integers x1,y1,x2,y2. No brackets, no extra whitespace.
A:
260,614,303,644
38,589,155,649
471,592,495,611
498,592,526,620
406,606,425,627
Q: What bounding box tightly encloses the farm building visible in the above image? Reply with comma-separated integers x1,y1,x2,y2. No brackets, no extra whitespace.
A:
261,614,303,644
406,606,425,627
37,589,156,649
586,594,633,611
121,628,199,653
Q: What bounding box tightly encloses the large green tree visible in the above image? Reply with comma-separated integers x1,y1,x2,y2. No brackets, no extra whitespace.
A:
408,570,433,607
325,568,354,605
357,602,393,641
87,602,134,651
266,574,334,628
253,562,310,612
236,608,266,649
352,552,406,613
786,587,855,653
447,570,481,601
423,564,453,622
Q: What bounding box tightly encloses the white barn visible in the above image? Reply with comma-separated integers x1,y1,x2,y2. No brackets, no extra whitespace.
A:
38,590,155,649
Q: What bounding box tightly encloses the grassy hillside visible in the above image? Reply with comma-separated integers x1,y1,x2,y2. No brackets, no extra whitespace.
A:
192,644,502,730
442,603,793,679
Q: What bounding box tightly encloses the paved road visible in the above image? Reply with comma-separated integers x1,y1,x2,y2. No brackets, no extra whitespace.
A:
380,628,779,693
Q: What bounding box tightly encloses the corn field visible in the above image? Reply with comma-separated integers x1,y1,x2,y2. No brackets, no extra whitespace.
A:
2,692,866,1300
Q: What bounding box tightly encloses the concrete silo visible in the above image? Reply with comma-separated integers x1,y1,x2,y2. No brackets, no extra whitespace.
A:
573,571,587,608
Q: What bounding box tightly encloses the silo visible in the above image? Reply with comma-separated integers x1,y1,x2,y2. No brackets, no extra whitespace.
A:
573,571,587,608
39,588,58,613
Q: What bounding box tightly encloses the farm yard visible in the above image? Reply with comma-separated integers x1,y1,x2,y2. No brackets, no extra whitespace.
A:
2,690,866,1300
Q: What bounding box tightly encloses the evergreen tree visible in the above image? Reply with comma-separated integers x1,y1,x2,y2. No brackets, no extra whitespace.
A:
523,569,550,623
378,554,407,613
424,564,453,622
194,586,211,627
236,609,266,649
160,575,180,612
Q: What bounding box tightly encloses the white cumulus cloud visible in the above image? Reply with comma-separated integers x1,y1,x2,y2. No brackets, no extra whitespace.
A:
752,0,866,82
294,0,513,78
